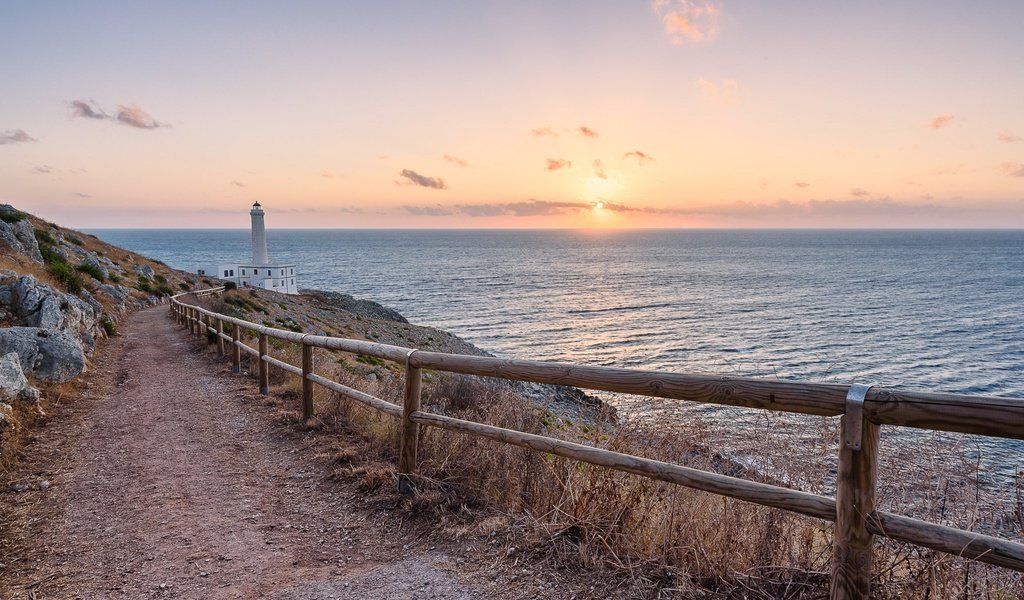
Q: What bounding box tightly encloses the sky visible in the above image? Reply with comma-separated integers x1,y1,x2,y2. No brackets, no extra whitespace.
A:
1,1,1023,229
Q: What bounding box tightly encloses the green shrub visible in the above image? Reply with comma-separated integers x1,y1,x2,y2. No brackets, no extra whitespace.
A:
155,284,174,296
179,282,191,291
224,281,237,290
77,262,106,282
34,228,56,246
101,318,117,336
109,274,122,283
0,210,26,224
136,278,153,293
154,273,167,284
46,260,84,294
355,353,386,367
67,235,84,246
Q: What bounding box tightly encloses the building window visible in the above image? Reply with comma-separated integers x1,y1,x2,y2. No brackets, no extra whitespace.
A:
223,270,229,277
291,279,294,285
241,269,246,275
290,268,294,275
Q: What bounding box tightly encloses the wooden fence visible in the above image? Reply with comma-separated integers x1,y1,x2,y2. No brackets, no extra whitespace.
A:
170,288,1024,599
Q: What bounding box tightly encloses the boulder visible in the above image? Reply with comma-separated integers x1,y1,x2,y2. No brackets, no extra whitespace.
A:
9,275,101,346
96,284,130,302
134,264,155,280
0,327,86,383
0,352,40,403
82,253,109,280
12,220,43,263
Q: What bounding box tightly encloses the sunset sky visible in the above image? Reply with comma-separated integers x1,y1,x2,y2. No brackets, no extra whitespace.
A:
1,1,1022,228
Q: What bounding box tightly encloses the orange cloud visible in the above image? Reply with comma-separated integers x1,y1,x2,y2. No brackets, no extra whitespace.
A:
653,0,721,45
532,126,558,137
546,158,572,171
398,169,447,189
998,132,1023,143
999,162,1024,177
929,114,954,130
577,125,599,138
442,154,469,167
623,150,655,165
793,181,810,188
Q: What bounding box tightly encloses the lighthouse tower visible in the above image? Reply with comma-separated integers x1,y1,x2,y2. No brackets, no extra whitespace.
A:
250,201,269,264
195,202,299,294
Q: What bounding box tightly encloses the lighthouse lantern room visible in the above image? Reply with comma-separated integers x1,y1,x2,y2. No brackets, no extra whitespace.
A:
196,202,299,294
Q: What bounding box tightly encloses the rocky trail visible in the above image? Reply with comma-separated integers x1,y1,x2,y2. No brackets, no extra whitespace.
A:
0,306,508,599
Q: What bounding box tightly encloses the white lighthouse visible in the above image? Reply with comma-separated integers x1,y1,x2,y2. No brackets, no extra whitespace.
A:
196,202,299,294
250,201,269,264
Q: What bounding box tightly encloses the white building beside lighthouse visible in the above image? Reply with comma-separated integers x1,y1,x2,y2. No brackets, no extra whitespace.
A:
197,202,299,294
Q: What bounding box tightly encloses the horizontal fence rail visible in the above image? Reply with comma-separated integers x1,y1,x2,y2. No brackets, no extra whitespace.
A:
169,289,1024,600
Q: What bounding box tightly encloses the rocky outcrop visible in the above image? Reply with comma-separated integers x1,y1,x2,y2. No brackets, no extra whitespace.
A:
0,214,43,264
310,290,409,323
0,328,86,384
3,275,102,350
0,352,41,403
134,264,155,280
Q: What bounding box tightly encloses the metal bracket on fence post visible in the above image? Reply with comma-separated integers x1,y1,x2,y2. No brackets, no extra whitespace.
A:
844,383,872,451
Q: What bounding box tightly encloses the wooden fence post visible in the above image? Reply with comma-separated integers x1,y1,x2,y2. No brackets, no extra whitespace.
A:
258,332,269,395
831,385,880,600
216,319,225,355
231,323,241,373
301,339,314,422
398,350,421,495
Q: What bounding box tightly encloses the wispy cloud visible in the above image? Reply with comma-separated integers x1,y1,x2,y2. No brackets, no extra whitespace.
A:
442,154,469,167
0,129,36,144
697,78,739,105
231,180,246,188
652,0,721,45
532,125,600,139
404,205,456,216
116,104,166,129
546,158,572,171
73,192,92,199
320,170,334,178
999,162,1024,177
71,99,167,129
929,114,954,130
850,188,870,197
405,200,596,218
998,132,1023,143
623,151,655,165
592,159,608,179
398,169,447,190
32,165,52,174
793,181,810,188
70,100,109,120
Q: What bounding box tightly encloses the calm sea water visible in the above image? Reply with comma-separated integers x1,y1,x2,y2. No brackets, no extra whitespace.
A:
89,229,1024,479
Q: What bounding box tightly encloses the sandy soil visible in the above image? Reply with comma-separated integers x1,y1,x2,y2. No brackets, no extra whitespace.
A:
0,306,496,599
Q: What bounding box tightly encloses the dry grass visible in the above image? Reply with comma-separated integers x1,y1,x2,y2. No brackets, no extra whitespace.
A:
183,320,1024,598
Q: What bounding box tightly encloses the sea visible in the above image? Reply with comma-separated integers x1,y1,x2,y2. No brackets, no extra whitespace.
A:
88,228,1024,484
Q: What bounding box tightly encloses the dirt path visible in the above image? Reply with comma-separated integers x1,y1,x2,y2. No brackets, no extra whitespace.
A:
1,307,492,599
